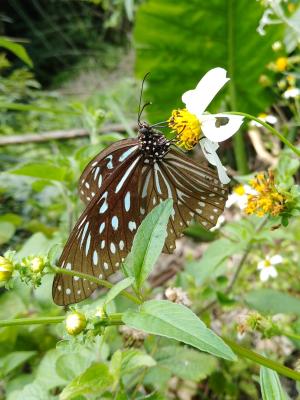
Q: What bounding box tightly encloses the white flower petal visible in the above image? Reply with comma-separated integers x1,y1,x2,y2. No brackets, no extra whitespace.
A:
269,266,278,278
199,138,230,184
182,68,229,116
257,260,266,270
260,268,270,282
201,114,244,142
270,255,283,265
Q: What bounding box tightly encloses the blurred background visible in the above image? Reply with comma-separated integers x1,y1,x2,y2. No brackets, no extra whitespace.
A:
0,1,300,399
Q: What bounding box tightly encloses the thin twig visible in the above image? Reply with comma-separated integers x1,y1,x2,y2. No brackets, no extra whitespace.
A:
0,122,137,146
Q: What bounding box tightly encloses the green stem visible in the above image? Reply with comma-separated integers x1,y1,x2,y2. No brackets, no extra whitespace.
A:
227,0,248,174
0,316,65,327
224,111,300,157
52,266,142,305
223,337,300,381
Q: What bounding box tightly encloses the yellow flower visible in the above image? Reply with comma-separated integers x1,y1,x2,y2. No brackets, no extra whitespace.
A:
0,256,14,282
168,108,201,150
275,57,288,72
65,311,87,336
245,171,286,217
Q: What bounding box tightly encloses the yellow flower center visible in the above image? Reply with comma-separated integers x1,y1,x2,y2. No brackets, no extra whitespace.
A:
264,260,271,267
275,57,288,72
168,108,201,150
233,185,246,196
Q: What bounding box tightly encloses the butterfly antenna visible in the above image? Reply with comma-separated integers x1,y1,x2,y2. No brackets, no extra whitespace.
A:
138,72,150,125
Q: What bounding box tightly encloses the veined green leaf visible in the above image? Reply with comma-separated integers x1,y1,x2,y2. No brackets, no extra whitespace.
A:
59,363,114,400
9,163,67,181
245,289,300,316
260,367,288,400
123,300,236,361
104,277,135,306
123,199,173,290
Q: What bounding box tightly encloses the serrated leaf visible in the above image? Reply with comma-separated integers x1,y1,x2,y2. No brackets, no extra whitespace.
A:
104,277,135,306
134,0,282,121
123,300,236,361
124,199,173,290
156,346,217,381
59,363,114,400
121,349,156,375
260,367,288,400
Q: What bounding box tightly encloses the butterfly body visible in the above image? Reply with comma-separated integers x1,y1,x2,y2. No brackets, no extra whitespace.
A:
53,122,228,306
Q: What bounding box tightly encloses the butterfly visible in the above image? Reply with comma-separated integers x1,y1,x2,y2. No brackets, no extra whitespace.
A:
52,86,228,306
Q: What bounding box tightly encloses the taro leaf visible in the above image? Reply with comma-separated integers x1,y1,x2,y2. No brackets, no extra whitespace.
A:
134,0,282,121
123,300,236,361
260,367,288,400
124,199,173,291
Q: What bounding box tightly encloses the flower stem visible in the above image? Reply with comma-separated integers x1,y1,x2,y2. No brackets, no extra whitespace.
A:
0,316,65,327
224,111,300,157
227,0,249,175
223,337,300,381
51,266,142,305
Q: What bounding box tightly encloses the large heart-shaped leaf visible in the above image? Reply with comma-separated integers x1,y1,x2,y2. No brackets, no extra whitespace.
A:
134,0,282,121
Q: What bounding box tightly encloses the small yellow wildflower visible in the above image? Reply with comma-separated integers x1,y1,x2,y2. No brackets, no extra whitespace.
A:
275,57,288,72
0,256,14,282
245,171,286,217
234,185,246,196
168,108,201,150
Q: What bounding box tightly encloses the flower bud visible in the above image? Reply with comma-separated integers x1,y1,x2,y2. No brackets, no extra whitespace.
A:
0,256,14,282
29,256,45,273
65,311,87,336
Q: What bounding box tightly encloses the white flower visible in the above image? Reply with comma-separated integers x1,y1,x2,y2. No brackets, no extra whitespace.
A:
283,88,300,99
250,113,278,127
182,68,244,184
226,184,257,210
257,255,283,282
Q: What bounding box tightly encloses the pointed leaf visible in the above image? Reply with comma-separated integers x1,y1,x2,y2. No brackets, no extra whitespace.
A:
260,367,288,400
123,300,236,361
104,277,135,306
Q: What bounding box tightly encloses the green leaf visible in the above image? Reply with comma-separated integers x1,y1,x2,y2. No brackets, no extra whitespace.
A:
260,367,288,400
59,363,114,400
55,352,93,382
134,0,282,121
245,289,300,316
9,163,67,181
123,300,236,361
17,233,57,260
124,199,173,290
156,346,217,381
0,37,33,67
121,349,156,375
0,351,36,376
0,222,15,245
104,277,135,307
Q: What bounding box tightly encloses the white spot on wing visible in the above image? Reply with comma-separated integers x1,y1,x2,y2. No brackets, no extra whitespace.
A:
119,240,124,250
119,145,138,162
111,216,119,231
110,242,116,254
124,191,131,212
93,250,98,265
128,221,137,231
99,222,105,234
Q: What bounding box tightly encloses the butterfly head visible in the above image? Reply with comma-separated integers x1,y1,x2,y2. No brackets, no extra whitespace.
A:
138,122,170,164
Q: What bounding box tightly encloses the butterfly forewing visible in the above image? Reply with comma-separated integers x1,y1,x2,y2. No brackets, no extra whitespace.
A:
53,145,143,305
79,139,139,205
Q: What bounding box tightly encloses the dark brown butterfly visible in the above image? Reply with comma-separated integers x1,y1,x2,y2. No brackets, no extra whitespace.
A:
53,95,228,306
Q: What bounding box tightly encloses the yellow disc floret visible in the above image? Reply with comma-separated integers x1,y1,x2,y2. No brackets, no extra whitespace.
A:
168,108,201,150
245,170,286,217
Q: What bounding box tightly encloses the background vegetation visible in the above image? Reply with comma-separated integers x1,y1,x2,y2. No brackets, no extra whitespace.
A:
0,0,300,399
